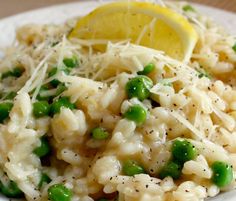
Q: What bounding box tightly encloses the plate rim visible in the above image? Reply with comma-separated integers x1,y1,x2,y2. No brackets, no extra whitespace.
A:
0,1,236,201
0,0,236,24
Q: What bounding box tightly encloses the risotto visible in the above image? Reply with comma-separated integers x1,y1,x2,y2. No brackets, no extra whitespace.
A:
0,1,236,201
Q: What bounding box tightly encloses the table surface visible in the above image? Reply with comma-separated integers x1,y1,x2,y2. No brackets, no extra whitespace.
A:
0,0,235,19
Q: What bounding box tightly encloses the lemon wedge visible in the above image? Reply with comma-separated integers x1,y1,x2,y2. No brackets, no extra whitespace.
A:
69,1,198,62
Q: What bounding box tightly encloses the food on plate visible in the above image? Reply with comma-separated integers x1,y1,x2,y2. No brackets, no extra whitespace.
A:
0,1,236,201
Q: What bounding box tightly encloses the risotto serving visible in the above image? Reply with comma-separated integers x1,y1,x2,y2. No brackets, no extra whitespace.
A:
0,1,236,201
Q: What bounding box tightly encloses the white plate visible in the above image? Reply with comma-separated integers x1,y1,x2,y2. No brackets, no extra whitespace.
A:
0,1,235,201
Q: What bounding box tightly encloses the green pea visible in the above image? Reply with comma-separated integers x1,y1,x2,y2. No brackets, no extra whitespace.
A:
55,83,68,96
0,180,24,198
11,67,24,77
124,105,147,125
38,173,51,188
35,85,52,102
63,56,78,68
172,139,197,164
233,43,236,53
33,101,50,118
3,92,17,100
50,97,76,116
183,5,195,12
211,161,233,187
62,68,71,75
126,75,153,101
2,67,24,79
48,184,72,201
91,127,109,140
48,68,61,87
137,63,155,75
48,68,57,77
123,160,145,176
0,102,13,123
33,137,50,158
51,41,59,47
97,199,109,201
159,161,182,180
48,68,70,87
1,71,12,79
